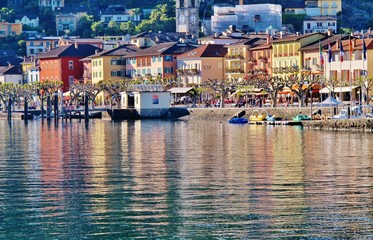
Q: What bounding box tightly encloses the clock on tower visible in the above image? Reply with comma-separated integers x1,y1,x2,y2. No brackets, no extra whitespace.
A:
176,0,200,37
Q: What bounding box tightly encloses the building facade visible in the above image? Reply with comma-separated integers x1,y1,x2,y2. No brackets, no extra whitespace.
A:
38,44,100,91
177,44,227,85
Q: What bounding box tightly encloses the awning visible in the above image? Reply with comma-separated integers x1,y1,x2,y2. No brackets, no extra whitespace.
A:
168,87,194,94
319,86,359,94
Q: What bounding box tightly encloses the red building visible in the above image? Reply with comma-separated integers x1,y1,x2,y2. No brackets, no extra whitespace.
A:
38,43,100,91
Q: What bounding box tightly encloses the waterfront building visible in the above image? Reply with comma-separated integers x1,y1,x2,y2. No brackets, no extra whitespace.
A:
124,42,197,79
224,37,267,81
248,36,273,80
271,32,325,78
121,85,171,117
37,43,100,91
0,65,23,84
323,38,373,103
177,44,227,85
210,4,282,34
90,44,138,84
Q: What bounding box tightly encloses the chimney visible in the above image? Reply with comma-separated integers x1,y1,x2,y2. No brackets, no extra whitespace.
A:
296,32,300,36
239,0,243,5
352,38,356,48
95,49,99,54
327,28,333,36
280,31,283,38
74,42,78,49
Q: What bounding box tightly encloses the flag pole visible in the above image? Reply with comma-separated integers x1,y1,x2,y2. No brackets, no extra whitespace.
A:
349,36,353,109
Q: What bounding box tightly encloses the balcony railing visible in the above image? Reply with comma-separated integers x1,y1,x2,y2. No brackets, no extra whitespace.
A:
225,68,245,74
176,68,200,75
225,54,244,60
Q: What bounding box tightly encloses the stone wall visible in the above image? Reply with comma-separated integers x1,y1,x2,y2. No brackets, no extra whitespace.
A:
184,107,336,120
302,119,373,132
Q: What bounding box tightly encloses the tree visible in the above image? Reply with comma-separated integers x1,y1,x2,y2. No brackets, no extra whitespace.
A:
354,76,373,105
284,73,320,107
120,21,136,35
39,7,56,35
249,76,286,107
91,21,105,36
0,7,16,22
98,79,129,108
325,75,343,98
77,14,94,38
203,78,237,108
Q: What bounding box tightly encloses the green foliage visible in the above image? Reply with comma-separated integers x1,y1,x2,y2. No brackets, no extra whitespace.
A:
135,3,176,33
39,7,56,36
282,14,306,33
91,21,105,36
0,7,16,22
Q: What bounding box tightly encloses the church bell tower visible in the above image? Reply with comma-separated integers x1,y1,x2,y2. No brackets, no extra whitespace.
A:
176,0,200,37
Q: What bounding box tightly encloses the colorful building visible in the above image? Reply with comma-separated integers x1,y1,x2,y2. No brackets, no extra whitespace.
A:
38,44,100,91
90,44,139,84
224,38,267,80
0,22,22,37
177,44,227,85
124,42,197,79
271,33,325,78
25,37,60,57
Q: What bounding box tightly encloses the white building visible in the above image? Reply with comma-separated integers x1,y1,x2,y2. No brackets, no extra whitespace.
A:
0,66,23,84
27,66,40,84
15,15,39,28
303,16,337,34
39,0,64,10
211,4,282,34
121,85,171,118
100,5,140,24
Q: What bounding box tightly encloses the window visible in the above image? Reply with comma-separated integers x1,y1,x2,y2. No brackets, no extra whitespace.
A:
317,22,322,27
307,23,311,29
164,67,173,73
164,55,173,61
111,59,125,65
69,60,74,69
69,76,74,86
312,58,317,65
111,70,124,77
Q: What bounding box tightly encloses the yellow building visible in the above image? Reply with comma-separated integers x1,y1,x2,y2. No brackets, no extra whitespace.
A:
319,0,342,16
272,33,325,78
0,22,22,37
224,37,266,80
90,44,139,84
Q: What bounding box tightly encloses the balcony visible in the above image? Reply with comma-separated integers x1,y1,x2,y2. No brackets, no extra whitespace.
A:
258,56,267,63
225,68,245,74
225,54,244,60
248,58,257,64
177,68,200,75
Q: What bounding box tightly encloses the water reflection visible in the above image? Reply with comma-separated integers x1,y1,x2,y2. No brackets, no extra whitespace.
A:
0,119,372,238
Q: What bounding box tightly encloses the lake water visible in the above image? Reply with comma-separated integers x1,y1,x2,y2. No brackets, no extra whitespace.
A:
0,119,372,239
